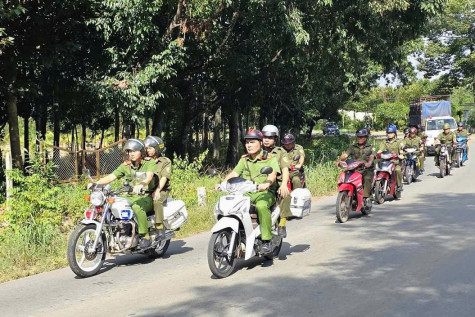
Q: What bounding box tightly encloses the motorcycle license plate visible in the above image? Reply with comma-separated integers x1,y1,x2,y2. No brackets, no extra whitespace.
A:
121,210,133,220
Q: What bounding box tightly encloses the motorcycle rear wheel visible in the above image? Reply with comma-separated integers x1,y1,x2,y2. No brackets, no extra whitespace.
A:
208,230,237,278
374,180,385,204
336,191,351,223
146,239,171,259
67,224,106,278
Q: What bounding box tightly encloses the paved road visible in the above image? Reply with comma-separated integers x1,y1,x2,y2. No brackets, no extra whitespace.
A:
1,142,475,317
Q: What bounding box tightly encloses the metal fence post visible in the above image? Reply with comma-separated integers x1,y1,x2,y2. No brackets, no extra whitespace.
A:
74,151,79,179
95,151,100,178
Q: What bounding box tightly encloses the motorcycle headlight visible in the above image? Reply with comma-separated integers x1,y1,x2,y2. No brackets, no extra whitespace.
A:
90,191,105,206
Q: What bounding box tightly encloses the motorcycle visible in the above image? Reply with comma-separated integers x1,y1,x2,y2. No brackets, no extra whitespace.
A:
436,144,452,178
403,147,420,184
373,151,401,204
335,160,372,223
67,170,188,278
455,135,468,167
208,167,283,278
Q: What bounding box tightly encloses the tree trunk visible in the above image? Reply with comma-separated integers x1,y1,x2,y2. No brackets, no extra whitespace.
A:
212,107,222,160
122,119,135,139
98,128,105,149
152,106,165,136
81,123,86,150
53,104,60,164
114,107,120,142
71,128,75,151
24,115,30,166
145,115,150,136
7,94,23,169
226,105,240,167
202,113,209,152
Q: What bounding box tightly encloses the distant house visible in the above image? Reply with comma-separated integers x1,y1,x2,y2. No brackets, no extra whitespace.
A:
339,110,374,121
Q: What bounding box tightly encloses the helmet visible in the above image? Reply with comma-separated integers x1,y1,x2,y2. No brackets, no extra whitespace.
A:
281,133,296,145
443,123,451,129
262,125,279,137
457,121,464,127
355,128,369,137
409,127,417,134
123,138,145,155
244,128,263,141
404,127,410,134
386,126,397,134
144,135,166,154
416,124,422,131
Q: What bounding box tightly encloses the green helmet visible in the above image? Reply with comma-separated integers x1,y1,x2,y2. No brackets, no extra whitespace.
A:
443,123,451,129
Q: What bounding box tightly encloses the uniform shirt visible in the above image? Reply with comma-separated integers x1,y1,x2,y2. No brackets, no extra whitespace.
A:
267,146,290,169
345,143,374,166
284,144,305,166
403,136,422,149
456,128,469,137
436,131,456,144
112,159,156,191
151,156,172,192
379,138,404,155
233,150,281,191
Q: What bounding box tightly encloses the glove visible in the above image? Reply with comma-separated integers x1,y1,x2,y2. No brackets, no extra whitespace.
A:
398,155,405,160
133,184,144,195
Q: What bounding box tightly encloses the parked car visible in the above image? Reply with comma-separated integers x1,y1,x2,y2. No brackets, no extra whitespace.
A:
323,122,340,135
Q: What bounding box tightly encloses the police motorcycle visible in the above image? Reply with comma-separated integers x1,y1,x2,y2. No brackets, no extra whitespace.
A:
436,144,452,178
208,167,284,278
373,151,401,204
403,147,419,184
67,169,187,278
455,135,468,167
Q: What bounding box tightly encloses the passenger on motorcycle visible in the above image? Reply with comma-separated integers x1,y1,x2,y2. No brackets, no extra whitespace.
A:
336,128,375,203
262,125,291,238
378,126,404,192
434,123,456,166
403,127,410,139
415,124,427,171
90,139,156,249
215,129,281,254
144,136,172,241
403,127,424,172
281,133,305,189
456,122,470,158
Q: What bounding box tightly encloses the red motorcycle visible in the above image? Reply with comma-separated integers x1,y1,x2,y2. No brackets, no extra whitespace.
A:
336,160,372,223
373,151,401,204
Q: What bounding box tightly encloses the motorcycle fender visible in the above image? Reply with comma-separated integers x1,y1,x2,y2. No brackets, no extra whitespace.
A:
377,172,389,180
79,220,108,253
337,183,354,197
355,193,364,212
80,219,101,226
211,217,240,234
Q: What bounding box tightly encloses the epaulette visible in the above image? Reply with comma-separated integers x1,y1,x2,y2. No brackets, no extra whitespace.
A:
144,157,152,161
241,154,249,158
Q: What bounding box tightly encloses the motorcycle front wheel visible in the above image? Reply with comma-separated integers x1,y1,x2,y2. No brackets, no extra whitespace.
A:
208,230,237,278
439,159,446,178
336,191,351,223
405,165,413,185
146,239,171,259
67,224,106,278
457,152,462,168
374,180,385,204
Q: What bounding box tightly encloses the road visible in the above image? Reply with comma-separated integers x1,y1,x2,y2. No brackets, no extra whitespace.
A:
1,142,475,317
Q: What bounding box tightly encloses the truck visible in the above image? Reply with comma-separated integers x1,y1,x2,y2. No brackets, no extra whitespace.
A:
409,96,457,155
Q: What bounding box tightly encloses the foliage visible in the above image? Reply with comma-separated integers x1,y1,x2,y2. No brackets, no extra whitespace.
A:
374,102,409,130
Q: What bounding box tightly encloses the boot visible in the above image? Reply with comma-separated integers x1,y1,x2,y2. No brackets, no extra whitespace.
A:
278,226,287,238
138,236,152,249
262,241,272,254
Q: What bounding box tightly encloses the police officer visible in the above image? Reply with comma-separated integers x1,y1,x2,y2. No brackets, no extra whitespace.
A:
144,136,172,240
378,126,404,192
262,125,291,238
92,139,156,249
456,122,470,158
403,127,410,139
215,129,281,254
403,127,424,172
434,123,456,166
281,133,306,189
336,128,375,203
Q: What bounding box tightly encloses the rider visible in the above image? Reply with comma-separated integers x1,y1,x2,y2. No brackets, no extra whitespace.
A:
262,125,291,238
455,121,470,158
216,129,280,254
336,128,375,204
415,124,427,171
434,123,456,166
92,139,156,249
403,127,424,172
144,135,172,240
378,126,404,192
403,127,410,139
281,133,305,189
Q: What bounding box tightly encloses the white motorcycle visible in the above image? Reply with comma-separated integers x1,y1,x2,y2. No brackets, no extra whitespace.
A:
67,170,188,278
208,167,282,278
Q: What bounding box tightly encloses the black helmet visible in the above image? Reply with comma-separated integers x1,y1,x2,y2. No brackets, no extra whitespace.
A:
355,128,369,137
123,138,145,155
416,124,422,131
244,129,263,141
144,135,166,154
457,121,464,127
281,133,296,145
404,127,410,134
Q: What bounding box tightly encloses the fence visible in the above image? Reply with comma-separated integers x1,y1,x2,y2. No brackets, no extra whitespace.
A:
41,139,127,182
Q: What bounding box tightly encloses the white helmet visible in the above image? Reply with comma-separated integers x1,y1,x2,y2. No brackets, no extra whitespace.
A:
262,125,279,137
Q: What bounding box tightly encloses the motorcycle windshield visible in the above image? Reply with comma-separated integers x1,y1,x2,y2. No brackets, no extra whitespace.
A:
456,136,467,143
225,177,256,194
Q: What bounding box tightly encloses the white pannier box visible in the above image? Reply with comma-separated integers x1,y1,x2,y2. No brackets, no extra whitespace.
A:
163,199,188,230
290,188,312,218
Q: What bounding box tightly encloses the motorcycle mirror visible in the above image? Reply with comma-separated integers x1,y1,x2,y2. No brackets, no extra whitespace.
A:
123,181,129,187
260,166,273,175
82,168,91,176
293,154,300,161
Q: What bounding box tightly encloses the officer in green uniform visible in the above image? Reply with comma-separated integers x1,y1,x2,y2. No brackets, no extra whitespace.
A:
415,124,427,172
216,129,281,254
262,125,291,238
378,125,404,191
434,123,456,166
337,128,375,202
456,122,470,158
403,127,424,172
144,136,172,240
281,133,306,189
92,139,155,249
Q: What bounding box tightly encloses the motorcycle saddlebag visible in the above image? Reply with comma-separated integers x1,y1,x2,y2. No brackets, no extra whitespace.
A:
163,199,188,230
290,188,312,219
